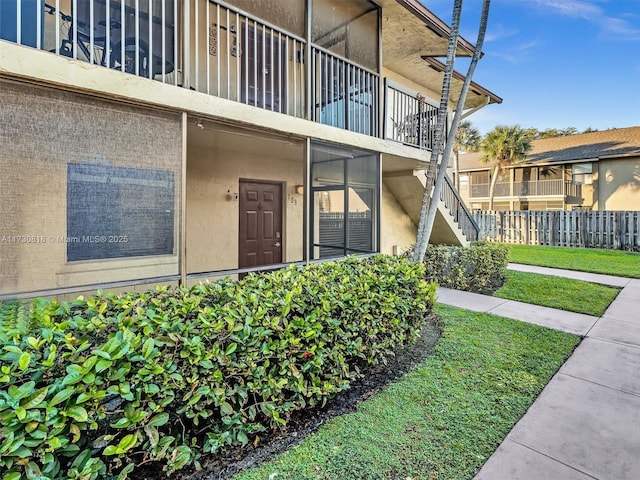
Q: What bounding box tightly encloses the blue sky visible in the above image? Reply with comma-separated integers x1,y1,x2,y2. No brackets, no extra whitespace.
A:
422,0,640,135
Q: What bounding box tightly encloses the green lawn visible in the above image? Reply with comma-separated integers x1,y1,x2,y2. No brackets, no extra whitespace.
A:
508,244,640,278
494,270,620,316
233,305,580,480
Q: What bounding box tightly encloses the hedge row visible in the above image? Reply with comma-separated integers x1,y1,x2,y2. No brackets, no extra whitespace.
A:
408,243,509,294
0,255,436,480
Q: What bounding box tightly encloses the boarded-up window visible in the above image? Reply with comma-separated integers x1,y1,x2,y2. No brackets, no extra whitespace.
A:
67,164,174,261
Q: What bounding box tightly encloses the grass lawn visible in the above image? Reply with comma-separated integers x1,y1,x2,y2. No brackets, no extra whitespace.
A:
232,305,580,480
494,270,620,316
508,244,640,278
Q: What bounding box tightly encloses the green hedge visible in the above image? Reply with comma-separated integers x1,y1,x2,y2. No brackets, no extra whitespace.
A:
409,243,509,294
0,255,436,480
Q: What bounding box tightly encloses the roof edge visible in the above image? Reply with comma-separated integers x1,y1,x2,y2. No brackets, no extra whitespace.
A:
422,57,503,105
394,0,476,56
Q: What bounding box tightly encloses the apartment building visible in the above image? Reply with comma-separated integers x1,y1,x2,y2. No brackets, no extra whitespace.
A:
458,126,640,211
0,0,500,298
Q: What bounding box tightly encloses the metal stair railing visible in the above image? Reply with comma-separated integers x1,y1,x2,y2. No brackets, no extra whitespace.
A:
438,175,479,242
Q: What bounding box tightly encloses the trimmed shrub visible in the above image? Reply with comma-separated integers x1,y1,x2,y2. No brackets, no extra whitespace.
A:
407,243,509,294
0,255,436,479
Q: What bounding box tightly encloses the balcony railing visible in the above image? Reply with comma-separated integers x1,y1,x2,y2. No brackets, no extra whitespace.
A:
385,80,442,151
470,180,582,199
440,175,479,242
311,46,379,136
3,0,386,134
470,182,509,198
513,179,564,196
21,1,180,81
184,0,305,118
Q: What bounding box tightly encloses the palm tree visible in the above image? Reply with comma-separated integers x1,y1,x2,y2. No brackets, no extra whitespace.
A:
453,120,481,189
413,0,491,262
480,125,532,210
412,0,463,262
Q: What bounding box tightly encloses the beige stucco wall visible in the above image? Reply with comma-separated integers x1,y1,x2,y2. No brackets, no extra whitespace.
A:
380,183,417,255
0,80,182,296
186,126,305,273
594,157,640,210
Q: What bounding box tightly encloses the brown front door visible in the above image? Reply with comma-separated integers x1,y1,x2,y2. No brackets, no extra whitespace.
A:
239,180,283,269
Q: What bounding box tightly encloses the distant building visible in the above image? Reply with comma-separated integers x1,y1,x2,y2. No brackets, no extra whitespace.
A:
457,126,640,211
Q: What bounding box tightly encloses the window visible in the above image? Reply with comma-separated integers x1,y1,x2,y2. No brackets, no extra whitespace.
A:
572,163,593,185
310,142,379,259
470,171,490,197
67,163,174,261
539,166,562,180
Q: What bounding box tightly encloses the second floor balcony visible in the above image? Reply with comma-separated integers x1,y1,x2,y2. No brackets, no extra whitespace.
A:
0,0,490,152
470,179,582,199
1,0,385,136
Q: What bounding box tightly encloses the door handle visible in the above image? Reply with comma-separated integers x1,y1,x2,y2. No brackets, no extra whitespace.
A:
274,242,281,247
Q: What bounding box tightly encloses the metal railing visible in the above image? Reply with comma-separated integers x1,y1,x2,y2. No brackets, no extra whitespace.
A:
565,182,582,198
183,0,305,118
470,180,582,199
311,46,379,136
20,1,179,80
439,175,479,242
2,0,307,115
513,179,563,196
385,81,442,150
470,182,509,198
5,0,391,131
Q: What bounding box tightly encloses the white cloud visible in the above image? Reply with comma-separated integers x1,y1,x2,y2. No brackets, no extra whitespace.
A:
601,17,640,40
523,0,640,40
530,0,601,20
488,38,541,64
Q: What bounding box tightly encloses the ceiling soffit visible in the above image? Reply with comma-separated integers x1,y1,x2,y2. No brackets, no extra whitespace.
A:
376,0,501,109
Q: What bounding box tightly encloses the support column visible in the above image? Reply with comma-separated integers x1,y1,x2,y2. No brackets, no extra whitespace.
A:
180,112,188,285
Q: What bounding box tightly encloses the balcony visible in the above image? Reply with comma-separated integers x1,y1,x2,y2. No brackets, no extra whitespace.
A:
470,182,509,198
384,80,442,151
469,180,582,199
1,0,384,137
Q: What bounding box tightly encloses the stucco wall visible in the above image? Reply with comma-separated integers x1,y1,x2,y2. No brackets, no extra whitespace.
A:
186,128,305,273
595,157,640,210
380,183,417,256
0,80,182,296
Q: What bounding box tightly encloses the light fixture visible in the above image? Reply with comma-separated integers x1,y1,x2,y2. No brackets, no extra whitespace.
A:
196,119,204,129
295,185,304,195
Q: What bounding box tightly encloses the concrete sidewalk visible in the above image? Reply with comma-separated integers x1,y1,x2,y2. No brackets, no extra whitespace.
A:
436,265,640,480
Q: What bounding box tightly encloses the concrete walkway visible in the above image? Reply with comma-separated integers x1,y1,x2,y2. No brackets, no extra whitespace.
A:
436,264,640,480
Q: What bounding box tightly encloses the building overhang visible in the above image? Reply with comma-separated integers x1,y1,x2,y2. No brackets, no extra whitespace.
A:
376,0,502,110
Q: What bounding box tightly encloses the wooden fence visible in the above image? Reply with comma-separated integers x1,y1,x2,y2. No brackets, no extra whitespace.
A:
473,210,640,250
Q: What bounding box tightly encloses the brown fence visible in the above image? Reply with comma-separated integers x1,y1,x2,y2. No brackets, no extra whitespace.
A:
473,210,640,250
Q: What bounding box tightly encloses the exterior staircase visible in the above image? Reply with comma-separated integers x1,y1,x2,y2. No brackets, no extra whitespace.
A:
383,169,479,246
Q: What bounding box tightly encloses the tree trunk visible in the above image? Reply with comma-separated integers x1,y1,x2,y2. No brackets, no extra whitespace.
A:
414,0,491,259
412,0,463,262
488,164,500,211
